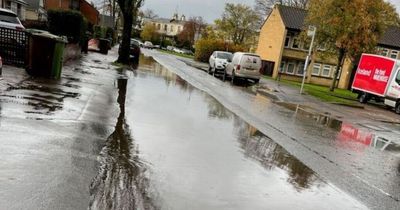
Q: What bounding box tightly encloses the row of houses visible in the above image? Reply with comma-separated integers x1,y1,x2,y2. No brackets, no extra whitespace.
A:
0,0,100,25
256,5,400,89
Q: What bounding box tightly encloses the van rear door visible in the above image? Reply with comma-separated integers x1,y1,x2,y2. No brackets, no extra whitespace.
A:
240,55,261,71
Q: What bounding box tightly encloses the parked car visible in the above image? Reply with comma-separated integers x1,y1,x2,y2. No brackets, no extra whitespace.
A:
131,38,143,47
130,39,141,59
0,8,24,30
144,41,154,49
172,47,185,54
181,49,194,55
166,46,174,51
208,51,233,76
225,52,262,84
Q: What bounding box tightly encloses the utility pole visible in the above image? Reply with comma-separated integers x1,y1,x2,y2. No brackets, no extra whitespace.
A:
300,25,316,95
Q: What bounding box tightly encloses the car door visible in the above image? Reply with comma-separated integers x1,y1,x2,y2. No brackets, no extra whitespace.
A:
386,68,400,100
209,52,216,67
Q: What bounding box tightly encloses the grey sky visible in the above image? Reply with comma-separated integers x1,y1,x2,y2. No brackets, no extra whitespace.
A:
142,0,400,23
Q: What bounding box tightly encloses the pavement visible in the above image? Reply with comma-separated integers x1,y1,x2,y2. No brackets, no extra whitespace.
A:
0,48,129,209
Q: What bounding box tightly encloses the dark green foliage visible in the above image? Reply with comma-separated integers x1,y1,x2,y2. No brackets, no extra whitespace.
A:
47,9,87,44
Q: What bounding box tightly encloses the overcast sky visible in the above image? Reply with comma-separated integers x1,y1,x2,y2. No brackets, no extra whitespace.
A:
141,0,400,23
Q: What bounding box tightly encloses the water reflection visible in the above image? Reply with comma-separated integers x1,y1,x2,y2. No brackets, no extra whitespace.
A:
237,123,319,191
89,79,156,210
275,102,400,153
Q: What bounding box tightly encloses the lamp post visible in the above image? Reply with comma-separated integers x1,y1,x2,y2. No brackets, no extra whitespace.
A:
300,25,316,94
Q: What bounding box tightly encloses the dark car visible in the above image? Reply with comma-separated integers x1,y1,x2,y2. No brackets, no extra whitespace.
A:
130,40,141,59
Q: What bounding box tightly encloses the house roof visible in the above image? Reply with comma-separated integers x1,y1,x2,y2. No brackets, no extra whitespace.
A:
378,26,400,49
277,5,307,31
145,17,186,25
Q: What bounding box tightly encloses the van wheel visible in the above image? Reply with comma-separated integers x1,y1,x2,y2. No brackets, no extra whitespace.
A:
395,102,400,114
358,92,369,104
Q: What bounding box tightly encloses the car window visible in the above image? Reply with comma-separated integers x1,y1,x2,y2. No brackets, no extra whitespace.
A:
396,69,400,84
217,52,232,60
0,12,19,24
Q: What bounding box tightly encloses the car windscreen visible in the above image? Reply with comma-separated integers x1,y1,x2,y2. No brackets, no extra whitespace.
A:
217,52,232,60
0,12,19,24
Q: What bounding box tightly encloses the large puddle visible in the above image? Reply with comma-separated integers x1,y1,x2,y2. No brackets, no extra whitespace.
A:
90,55,368,209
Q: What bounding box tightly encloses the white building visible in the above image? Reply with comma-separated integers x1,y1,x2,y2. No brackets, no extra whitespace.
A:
143,13,187,37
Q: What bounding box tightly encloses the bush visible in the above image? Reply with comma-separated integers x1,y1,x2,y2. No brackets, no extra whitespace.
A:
194,38,245,62
47,9,87,44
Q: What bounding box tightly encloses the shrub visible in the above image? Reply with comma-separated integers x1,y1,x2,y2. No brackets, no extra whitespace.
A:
194,38,245,62
47,9,87,44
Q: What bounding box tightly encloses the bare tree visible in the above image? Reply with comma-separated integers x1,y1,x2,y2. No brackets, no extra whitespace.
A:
255,0,309,18
142,9,158,19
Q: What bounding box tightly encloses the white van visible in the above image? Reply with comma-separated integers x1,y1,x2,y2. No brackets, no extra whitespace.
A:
225,52,262,84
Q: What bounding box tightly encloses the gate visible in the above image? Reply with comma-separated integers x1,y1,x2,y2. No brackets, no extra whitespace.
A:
0,27,28,66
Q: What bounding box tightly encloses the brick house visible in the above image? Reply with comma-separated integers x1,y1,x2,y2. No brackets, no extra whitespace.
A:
44,0,99,25
256,4,400,89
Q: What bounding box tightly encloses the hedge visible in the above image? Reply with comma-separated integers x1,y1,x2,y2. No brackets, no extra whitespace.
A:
194,39,246,62
47,9,87,44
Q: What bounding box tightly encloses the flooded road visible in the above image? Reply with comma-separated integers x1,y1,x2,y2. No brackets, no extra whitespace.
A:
89,55,368,209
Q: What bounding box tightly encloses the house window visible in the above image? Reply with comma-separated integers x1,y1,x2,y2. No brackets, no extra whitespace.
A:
284,36,291,48
321,65,331,77
279,62,286,73
170,25,174,32
390,50,398,59
312,63,321,76
157,24,161,30
164,24,168,31
286,62,295,74
292,37,300,49
296,63,305,75
381,49,389,57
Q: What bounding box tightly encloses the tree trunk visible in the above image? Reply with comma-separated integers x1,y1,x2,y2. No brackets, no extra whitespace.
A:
117,10,133,64
330,48,346,91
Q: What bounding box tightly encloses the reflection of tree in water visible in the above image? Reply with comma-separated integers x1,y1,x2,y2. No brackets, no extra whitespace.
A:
89,79,157,210
234,117,319,191
204,94,233,120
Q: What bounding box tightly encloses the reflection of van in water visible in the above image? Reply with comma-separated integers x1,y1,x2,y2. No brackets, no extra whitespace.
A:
225,52,262,84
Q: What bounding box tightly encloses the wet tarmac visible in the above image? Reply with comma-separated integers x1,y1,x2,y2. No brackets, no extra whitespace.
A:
88,55,369,209
0,49,398,209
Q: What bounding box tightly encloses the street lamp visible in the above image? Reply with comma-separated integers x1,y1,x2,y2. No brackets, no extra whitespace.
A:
300,25,317,94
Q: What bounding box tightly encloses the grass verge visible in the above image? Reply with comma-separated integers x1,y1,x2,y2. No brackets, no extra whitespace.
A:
157,49,194,59
264,76,359,106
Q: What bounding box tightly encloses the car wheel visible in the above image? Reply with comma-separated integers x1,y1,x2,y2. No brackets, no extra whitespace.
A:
358,92,369,104
253,79,260,84
222,71,226,81
395,102,400,114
